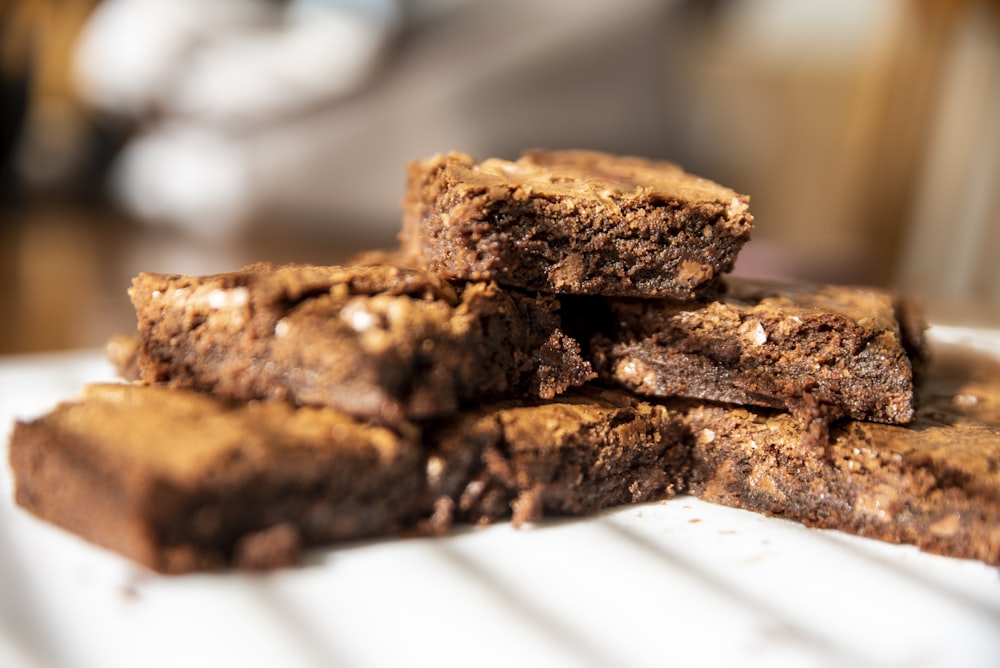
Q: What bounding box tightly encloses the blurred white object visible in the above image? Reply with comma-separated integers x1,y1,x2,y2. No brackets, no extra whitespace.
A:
74,0,281,117
166,3,394,127
76,0,398,124
74,0,675,239
112,124,253,240
74,0,401,237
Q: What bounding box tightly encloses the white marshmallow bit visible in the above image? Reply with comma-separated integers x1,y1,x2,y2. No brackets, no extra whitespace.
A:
207,286,248,309
740,320,768,346
341,300,377,331
426,456,445,486
752,322,767,345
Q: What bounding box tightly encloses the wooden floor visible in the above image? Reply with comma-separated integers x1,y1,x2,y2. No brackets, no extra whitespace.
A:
0,204,386,355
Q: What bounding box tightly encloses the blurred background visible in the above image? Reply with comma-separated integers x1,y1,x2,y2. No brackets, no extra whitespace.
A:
1,0,998,354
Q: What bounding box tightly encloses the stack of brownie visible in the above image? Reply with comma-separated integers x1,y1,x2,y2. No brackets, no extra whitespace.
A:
9,150,1000,574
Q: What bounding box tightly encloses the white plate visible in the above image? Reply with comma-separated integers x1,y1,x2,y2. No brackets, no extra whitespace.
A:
2,330,999,668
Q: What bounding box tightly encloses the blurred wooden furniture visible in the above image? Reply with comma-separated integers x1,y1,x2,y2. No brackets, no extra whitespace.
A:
889,0,1000,310
678,0,998,320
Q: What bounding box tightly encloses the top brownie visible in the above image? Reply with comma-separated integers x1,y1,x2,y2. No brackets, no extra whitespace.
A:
586,277,927,445
401,149,754,299
130,262,593,424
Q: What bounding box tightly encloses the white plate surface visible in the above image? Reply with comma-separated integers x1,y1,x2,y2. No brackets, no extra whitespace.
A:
1,328,999,668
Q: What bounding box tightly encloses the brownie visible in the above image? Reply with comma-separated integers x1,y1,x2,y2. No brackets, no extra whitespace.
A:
682,341,1000,566
400,150,753,299
130,262,593,424
424,386,690,528
587,277,926,445
8,383,426,574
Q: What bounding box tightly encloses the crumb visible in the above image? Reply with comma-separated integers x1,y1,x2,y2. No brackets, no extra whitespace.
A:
234,523,303,571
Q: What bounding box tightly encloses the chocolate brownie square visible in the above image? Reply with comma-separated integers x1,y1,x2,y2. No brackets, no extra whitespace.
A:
401,150,753,299
586,277,926,445
681,341,1000,566
130,262,593,424
8,383,425,574
425,387,690,528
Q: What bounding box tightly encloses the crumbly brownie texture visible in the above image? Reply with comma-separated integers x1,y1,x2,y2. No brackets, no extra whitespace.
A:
347,246,421,269
587,277,925,446
8,383,425,574
401,150,753,299
682,342,1000,566
130,262,593,424
105,333,141,381
425,386,690,529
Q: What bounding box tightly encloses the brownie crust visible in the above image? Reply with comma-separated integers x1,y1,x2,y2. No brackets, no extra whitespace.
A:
401,150,753,299
588,277,925,444
130,262,593,424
